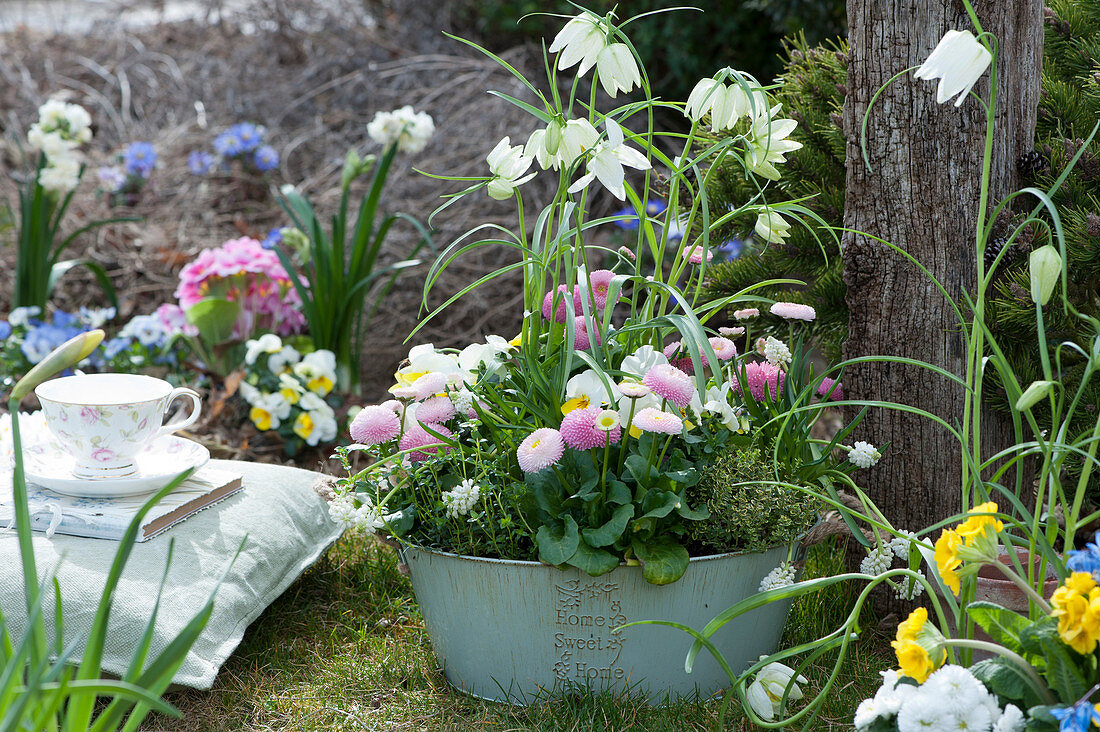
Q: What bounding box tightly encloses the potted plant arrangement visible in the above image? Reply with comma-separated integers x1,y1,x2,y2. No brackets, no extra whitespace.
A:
326,6,870,703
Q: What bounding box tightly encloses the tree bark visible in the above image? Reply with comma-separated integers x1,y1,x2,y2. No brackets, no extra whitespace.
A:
841,1,1043,535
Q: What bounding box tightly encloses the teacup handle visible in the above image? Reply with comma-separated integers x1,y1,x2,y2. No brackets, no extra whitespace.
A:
157,387,202,438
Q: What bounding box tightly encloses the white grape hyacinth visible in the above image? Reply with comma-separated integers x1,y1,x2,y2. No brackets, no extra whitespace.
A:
848,441,882,468
758,561,797,592
859,545,893,576
762,336,792,368
443,478,481,519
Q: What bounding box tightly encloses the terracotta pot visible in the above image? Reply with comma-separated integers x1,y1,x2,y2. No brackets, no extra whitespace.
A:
968,547,1058,660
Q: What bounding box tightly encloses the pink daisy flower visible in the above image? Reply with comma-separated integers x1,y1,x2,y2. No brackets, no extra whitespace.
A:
517,428,566,473
415,395,457,424
411,372,448,400
560,406,616,450
733,308,760,320
816,377,843,401
642,364,696,408
662,341,704,374
708,336,738,361
350,405,401,446
541,284,574,323
618,246,636,261
399,423,453,463
632,407,684,435
769,301,817,322
732,361,786,403
680,244,713,265
586,269,615,310
718,326,745,337
572,316,602,350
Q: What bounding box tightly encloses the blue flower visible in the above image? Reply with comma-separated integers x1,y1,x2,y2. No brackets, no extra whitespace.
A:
119,314,166,348
253,145,279,172
645,199,667,216
52,310,79,328
214,130,244,157
123,141,157,178
611,205,641,230
228,122,264,153
20,324,76,364
103,336,133,360
188,150,216,175
717,238,744,260
1067,532,1100,577
0,321,11,340
1051,702,1100,732
261,228,283,250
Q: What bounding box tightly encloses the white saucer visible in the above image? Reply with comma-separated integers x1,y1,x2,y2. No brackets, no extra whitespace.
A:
21,434,210,498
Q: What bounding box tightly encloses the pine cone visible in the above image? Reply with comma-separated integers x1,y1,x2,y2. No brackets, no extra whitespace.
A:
984,236,1018,270
1016,150,1047,178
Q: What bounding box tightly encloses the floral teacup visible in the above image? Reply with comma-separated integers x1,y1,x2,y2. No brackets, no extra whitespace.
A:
35,373,202,480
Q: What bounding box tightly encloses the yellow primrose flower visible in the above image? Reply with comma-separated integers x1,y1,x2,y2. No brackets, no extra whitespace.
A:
955,501,1003,540
934,529,963,595
1051,572,1100,655
890,608,945,683
892,638,935,683
895,606,927,642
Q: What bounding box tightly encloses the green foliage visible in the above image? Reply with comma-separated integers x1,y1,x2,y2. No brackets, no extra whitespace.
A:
276,146,432,393
455,0,845,101
685,446,818,554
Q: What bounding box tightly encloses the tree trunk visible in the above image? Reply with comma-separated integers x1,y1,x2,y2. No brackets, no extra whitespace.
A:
841,1,1042,537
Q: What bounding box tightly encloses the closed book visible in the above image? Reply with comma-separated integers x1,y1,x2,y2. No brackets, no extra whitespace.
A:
0,467,244,541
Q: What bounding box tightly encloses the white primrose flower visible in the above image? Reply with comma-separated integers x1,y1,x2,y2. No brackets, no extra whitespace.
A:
567,118,651,201
245,333,283,365
442,478,481,518
914,30,992,107
745,660,807,722
78,306,116,329
993,704,1025,732
754,209,791,243
849,441,882,468
525,117,600,171
853,697,886,730
745,104,803,181
485,136,535,200
8,306,41,327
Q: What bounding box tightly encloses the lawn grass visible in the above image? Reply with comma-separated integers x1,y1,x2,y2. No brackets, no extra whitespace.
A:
139,535,894,731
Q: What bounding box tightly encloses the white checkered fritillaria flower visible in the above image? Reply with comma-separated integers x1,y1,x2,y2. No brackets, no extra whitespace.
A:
913,30,992,107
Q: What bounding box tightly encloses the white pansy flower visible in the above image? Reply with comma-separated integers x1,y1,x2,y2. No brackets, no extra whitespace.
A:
567,118,651,201
268,345,300,375
702,387,739,429
755,209,791,243
621,345,670,378
237,380,261,405
294,350,338,395
525,117,600,171
745,660,807,722
849,441,882,469
745,104,803,181
294,406,337,446
394,344,463,389
486,136,535,200
914,30,992,107
563,369,620,413
245,333,283,365
249,391,292,431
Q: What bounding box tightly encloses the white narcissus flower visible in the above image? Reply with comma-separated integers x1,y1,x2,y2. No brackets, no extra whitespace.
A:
914,29,992,107
745,661,808,721
38,157,81,193
595,42,641,97
755,209,791,243
745,104,803,181
526,118,599,171
567,118,651,201
485,136,535,200
548,11,606,77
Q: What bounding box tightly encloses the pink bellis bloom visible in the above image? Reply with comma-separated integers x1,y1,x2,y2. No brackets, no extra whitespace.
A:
399,423,453,463
572,316,602,350
642,364,696,408
517,428,566,473
816,377,843,401
632,407,684,435
415,395,457,424
709,336,738,361
733,361,786,402
769,301,816,322
560,406,617,450
350,405,401,446
733,308,759,320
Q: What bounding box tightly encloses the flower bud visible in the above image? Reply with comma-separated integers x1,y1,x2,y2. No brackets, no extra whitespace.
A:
11,329,105,402
1029,245,1061,306
1015,379,1055,412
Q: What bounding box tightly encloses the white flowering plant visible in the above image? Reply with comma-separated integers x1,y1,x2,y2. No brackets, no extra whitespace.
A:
236,334,342,456
5,97,133,312
271,107,435,393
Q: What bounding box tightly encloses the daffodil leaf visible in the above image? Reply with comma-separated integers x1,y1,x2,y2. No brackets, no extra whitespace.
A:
581,505,634,548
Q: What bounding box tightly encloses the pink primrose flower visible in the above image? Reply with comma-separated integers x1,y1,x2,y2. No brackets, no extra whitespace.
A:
517,428,566,473
769,301,817,322
642,364,696,408
350,405,401,445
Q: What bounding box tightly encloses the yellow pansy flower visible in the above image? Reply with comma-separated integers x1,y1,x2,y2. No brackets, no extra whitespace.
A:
250,406,274,431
